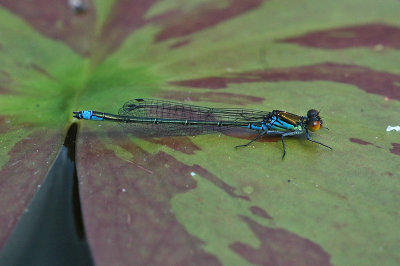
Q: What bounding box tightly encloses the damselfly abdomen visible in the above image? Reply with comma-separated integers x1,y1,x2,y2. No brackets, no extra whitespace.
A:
73,98,332,159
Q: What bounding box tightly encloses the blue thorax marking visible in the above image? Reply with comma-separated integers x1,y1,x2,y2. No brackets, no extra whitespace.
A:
267,116,295,131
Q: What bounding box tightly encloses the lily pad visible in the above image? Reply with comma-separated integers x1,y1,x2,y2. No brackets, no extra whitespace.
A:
0,0,400,265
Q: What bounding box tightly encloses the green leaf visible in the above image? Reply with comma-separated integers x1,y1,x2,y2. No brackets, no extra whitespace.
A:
1,0,400,265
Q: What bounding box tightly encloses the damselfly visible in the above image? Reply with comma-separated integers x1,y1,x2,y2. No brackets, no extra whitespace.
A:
73,98,332,158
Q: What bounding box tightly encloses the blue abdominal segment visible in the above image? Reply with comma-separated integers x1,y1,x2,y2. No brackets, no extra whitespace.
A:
81,110,93,120
78,111,104,121
247,122,268,131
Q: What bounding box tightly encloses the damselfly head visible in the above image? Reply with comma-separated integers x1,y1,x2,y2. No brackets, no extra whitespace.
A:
306,109,323,132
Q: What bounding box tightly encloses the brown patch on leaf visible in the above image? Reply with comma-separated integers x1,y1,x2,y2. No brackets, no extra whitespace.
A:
250,206,272,220
281,24,400,50
189,164,250,201
169,39,191,49
171,63,400,100
154,0,263,42
349,138,372,145
93,0,158,63
0,86,11,94
0,131,60,247
0,116,37,134
108,131,248,200
170,76,231,89
146,136,201,155
230,216,332,266
0,0,96,57
349,138,383,149
31,63,56,80
1,0,262,64
78,133,221,265
77,130,250,264
157,91,264,105
96,0,262,61
390,143,400,156
0,0,264,65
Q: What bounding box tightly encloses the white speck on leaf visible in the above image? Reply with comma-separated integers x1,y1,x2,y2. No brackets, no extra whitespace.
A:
386,125,400,132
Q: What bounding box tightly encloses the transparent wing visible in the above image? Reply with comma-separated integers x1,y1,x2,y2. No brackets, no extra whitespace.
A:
117,98,268,136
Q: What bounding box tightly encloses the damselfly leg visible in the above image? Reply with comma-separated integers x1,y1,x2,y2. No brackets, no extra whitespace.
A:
235,131,266,148
305,130,332,150
236,130,304,159
280,130,303,159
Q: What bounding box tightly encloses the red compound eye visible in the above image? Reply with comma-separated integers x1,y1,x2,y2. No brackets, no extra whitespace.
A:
308,120,321,132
